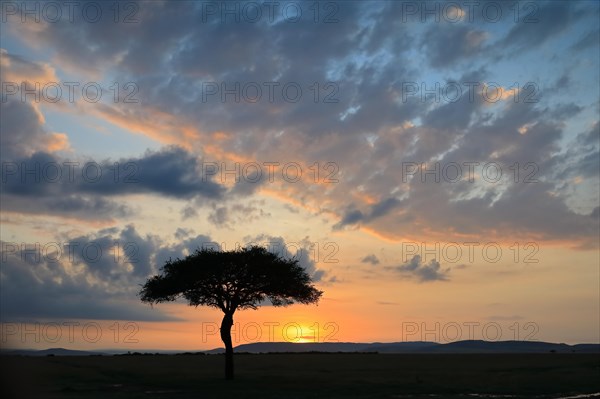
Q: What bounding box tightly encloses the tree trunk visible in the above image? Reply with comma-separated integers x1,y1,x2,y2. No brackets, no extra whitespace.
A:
220,312,234,380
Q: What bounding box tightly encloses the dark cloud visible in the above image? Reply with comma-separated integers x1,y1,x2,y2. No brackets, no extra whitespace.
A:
423,26,488,68
1,193,131,221
207,201,271,228
1,146,226,219
376,301,399,306
284,204,300,214
333,209,364,230
370,197,401,219
0,225,215,322
153,233,215,268
244,234,329,283
420,69,488,132
208,206,229,227
551,122,599,182
0,99,66,160
570,29,600,52
580,121,600,147
361,254,380,265
333,197,401,230
498,2,576,51
550,103,583,120
394,255,449,282
80,146,225,199
180,205,199,220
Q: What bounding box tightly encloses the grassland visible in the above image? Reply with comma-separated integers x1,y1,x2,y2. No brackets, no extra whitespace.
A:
1,353,599,398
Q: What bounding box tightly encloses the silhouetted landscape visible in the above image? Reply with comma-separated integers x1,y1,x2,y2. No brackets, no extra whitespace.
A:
1,349,599,398
3,342,599,398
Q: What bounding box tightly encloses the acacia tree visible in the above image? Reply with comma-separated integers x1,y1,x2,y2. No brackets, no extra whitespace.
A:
139,246,322,380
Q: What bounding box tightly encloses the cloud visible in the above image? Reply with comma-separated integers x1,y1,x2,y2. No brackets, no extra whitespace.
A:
0,48,58,84
80,146,225,199
1,146,227,220
333,209,364,230
1,193,131,221
340,93,599,246
0,50,71,159
361,254,380,265
498,2,578,52
244,234,329,283
0,225,216,322
207,200,271,228
0,99,70,160
333,197,401,230
1,0,597,250
420,69,488,131
180,205,199,221
394,255,449,282
570,28,600,52
423,26,488,68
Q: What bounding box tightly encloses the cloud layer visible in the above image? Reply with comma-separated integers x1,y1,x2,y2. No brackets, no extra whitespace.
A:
1,1,598,326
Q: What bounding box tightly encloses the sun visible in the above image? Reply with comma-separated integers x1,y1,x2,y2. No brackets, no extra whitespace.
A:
295,336,315,344
283,324,317,344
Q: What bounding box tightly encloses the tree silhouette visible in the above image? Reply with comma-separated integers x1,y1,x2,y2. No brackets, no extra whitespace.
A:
139,246,323,380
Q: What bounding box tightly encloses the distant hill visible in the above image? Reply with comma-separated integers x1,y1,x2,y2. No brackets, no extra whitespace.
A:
232,341,441,353
572,344,600,353
229,341,600,354
3,341,598,356
1,348,105,356
413,340,581,353
366,341,441,353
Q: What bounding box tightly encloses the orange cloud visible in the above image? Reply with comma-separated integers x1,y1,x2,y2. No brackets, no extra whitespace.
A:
88,103,202,150
43,132,70,152
0,48,58,85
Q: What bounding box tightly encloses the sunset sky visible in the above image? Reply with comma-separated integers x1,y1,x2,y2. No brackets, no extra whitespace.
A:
1,0,599,351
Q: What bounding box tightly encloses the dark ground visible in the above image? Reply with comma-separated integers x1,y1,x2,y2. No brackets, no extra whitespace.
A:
1,353,599,398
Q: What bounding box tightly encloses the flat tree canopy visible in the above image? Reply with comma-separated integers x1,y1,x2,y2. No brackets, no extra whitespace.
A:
139,246,323,380
140,246,322,311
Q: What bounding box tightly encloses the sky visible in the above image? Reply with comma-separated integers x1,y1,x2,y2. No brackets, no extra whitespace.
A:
0,0,599,351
